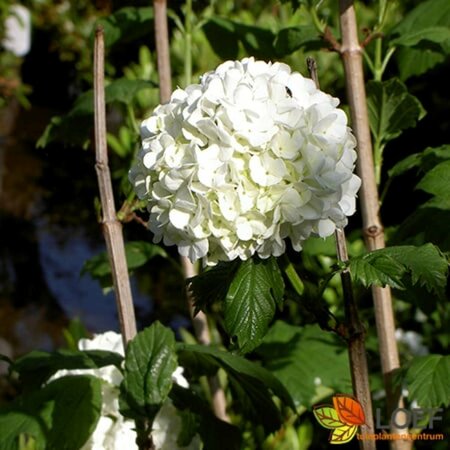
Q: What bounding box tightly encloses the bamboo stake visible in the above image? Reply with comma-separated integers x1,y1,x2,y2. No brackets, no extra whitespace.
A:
337,2,409,448
153,0,172,104
94,27,137,346
308,58,375,449
152,0,229,422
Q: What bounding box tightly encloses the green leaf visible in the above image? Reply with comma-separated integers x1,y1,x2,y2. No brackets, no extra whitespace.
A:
42,376,102,450
202,17,239,60
82,241,168,288
177,344,294,433
367,78,426,146
380,244,448,295
417,160,450,198
391,207,450,253
37,79,155,148
255,322,351,408
120,322,178,420
0,412,45,450
348,252,406,290
189,260,241,313
202,18,277,60
396,46,446,81
390,26,450,47
95,7,154,48
274,26,322,57
389,0,450,79
313,406,344,429
388,145,450,179
12,349,123,389
224,257,285,353
170,385,241,450
349,245,448,296
0,375,102,450
405,355,450,408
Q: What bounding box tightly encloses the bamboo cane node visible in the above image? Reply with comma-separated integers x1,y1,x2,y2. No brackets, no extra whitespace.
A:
95,161,108,172
364,225,383,238
340,45,362,56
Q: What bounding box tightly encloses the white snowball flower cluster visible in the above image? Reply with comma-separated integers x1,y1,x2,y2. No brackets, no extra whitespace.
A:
130,57,361,265
52,331,200,450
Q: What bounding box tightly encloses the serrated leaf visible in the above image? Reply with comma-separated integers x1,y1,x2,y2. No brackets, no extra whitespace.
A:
95,7,154,48
405,355,450,408
313,406,344,429
255,322,351,408
417,160,450,198
348,252,406,290
380,244,448,295
12,349,123,389
329,424,358,444
224,257,285,353
350,245,448,295
120,322,178,420
367,78,426,146
332,394,365,426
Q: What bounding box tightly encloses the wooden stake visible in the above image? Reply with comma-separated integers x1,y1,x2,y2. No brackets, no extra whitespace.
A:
337,2,410,448
307,57,376,450
93,27,137,346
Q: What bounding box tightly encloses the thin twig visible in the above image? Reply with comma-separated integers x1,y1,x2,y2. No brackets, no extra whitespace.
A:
94,27,137,346
337,2,410,449
152,0,229,422
308,57,376,449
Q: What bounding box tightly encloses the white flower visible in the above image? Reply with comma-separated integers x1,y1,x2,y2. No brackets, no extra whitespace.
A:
2,5,31,57
395,329,429,356
52,332,200,450
130,57,361,265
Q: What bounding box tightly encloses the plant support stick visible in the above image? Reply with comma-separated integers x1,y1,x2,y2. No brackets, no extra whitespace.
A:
338,2,410,449
93,27,137,346
152,0,229,422
308,57,375,450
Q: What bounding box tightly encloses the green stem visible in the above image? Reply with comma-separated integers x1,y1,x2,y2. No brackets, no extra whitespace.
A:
373,36,383,81
374,140,385,186
184,0,193,86
281,254,305,296
127,104,139,135
310,6,325,34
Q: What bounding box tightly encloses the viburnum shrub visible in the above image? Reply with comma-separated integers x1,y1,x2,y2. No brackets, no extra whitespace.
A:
130,57,361,265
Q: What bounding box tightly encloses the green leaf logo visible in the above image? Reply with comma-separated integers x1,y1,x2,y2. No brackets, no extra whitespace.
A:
313,394,363,444
313,406,345,429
